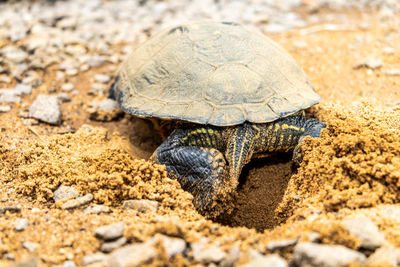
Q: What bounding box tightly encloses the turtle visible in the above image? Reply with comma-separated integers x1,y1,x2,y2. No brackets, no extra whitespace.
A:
109,21,326,213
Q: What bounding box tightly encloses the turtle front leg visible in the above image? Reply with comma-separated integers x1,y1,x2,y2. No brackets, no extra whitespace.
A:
266,116,326,163
153,127,232,212
292,118,326,163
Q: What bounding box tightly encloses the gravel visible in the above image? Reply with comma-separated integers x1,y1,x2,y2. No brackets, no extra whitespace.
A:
0,205,21,214
53,185,79,202
29,94,62,125
94,74,111,83
292,242,366,267
106,241,158,267
150,234,186,258
0,105,11,113
342,215,385,250
122,199,159,213
83,204,111,215
61,193,93,209
95,222,125,241
240,251,288,267
81,252,107,266
191,238,227,263
14,218,29,231
266,238,298,252
22,241,40,253
100,237,127,253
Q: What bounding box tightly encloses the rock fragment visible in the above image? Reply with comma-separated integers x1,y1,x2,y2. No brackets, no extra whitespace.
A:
94,74,111,83
292,242,366,267
0,89,21,104
191,238,227,263
61,83,74,92
15,218,29,231
23,241,40,253
0,205,21,214
81,252,107,266
53,185,79,202
61,193,93,209
354,58,383,70
14,84,32,95
106,242,157,267
122,199,159,213
240,250,287,267
366,246,398,267
29,94,62,125
151,234,186,257
83,204,111,215
343,215,385,250
101,237,127,253
0,105,11,113
385,68,400,76
95,222,125,241
266,238,298,252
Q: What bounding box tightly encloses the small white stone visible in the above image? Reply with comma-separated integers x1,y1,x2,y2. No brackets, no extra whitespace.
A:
94,74,111,83
0,105,11,113
343,215,385,250
61,83,75,92
95,222,125,241
15,218,29,231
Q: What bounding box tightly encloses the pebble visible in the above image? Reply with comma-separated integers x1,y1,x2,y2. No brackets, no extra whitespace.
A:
266,238,298,252
0,89,21,104
89,83,107,94
1,46,28,63
15,218,29,231
23,241,40,253
240,250,287,267
14,84,32,95
220,245,241,267
122,199,159,213
61,83,75,92
343,215,385,250
83,204,111,215
0,205,21,214
29,94,62,125
53,185,79,202
98,98,119,111
106,241,158,267
385,68,400,76
354,58,383,70
366,246,398,267
6,253,15,260
66,68,79,76
60,261,76,267
61,193,93,209
95,222,125,241
150,234,186,257
0,75,12,84
101,237,127,253
8,257,38,267
191,238,227,263
58,93,71,103
382,46,395,54
81,252,107,266
292,242,366,267
88,55,106,67
0,105,11,113
94,74,111,83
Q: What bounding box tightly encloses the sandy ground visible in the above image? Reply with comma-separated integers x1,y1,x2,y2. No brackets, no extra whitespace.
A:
1,1,400,266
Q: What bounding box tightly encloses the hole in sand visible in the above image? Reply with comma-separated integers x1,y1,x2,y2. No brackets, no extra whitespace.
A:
215,153,294,232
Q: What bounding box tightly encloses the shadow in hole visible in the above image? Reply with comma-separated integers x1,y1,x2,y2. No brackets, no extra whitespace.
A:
215,153,294,232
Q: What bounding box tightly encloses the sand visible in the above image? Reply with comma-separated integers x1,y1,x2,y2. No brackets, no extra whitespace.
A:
1,9,400,267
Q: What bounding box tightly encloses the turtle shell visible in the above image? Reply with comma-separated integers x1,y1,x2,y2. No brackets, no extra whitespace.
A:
111,21,321,126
